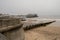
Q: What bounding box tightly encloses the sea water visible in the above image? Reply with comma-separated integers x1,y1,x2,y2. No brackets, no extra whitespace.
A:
34,17,60,27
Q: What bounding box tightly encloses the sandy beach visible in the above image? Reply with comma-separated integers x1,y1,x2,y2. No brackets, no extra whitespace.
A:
25,20,60,40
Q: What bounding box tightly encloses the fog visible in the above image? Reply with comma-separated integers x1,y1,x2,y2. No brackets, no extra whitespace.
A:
0,0,60,16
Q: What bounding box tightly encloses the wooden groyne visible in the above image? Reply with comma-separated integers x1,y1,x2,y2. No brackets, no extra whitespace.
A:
0,16,24,40
0,14,56,40
23,20,56,30
0,24,23,33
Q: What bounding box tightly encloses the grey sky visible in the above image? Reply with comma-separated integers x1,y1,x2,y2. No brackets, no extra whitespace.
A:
0,0,60,15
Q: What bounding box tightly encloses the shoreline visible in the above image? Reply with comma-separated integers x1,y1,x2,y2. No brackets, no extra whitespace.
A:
25,19,60,40
25,26,60,40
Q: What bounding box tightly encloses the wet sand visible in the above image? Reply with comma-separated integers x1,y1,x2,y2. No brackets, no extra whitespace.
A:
25,22,60,40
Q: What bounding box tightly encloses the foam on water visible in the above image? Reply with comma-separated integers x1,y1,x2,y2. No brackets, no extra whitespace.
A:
39,18,60,27
31,17,60,27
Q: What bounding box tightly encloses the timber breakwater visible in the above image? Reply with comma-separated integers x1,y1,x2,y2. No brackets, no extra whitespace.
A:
0,17,56,40
0,14,56,40
23,20,56,30
0,16,24,40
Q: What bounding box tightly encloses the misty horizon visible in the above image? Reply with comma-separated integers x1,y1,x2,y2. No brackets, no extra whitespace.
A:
0,0,60,18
